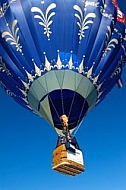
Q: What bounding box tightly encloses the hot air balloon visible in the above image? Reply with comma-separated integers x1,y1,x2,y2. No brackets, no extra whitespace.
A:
0,0,126,176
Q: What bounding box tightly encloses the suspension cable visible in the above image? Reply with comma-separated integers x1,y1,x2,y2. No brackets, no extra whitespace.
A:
68,72,84,119
44,73,64,130
72,79,92,136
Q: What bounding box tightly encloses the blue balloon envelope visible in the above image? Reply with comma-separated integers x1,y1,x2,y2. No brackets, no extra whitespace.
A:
0,0,126,135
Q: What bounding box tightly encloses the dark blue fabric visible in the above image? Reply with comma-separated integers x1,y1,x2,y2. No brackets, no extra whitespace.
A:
47,89,89,130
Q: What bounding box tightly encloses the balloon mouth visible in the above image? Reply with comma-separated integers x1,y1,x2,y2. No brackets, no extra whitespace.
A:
44,89,89,131
27,70,97,135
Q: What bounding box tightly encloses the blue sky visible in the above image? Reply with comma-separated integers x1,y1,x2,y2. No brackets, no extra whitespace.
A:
0,1,126,190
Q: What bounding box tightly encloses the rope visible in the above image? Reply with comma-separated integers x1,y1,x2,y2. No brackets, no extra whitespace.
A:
72,120,83,137
68,72,83,118
61,89,65,115
44,73,64,129
72,79,92,136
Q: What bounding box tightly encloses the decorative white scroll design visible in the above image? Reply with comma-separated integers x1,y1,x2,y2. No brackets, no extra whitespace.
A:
0,81,16,97
31,3,56,40
111,67,121,78
103,27,118,56
2,20,22,53
73,5,96,42
0,0,17,17
0,56,11,75
110,56,123,78
106,26,111,42
2,19,23,54
105,38,118,52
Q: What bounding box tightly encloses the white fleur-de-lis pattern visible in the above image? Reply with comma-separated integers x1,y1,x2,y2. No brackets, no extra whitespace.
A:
0,0,125,111
31,3,56,40
0,0,16,17
0,56,11,75
105,39,118,53
73,5,96,42
2,20,23,54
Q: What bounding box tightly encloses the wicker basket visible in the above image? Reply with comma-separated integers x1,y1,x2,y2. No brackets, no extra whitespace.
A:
52,143,85,176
